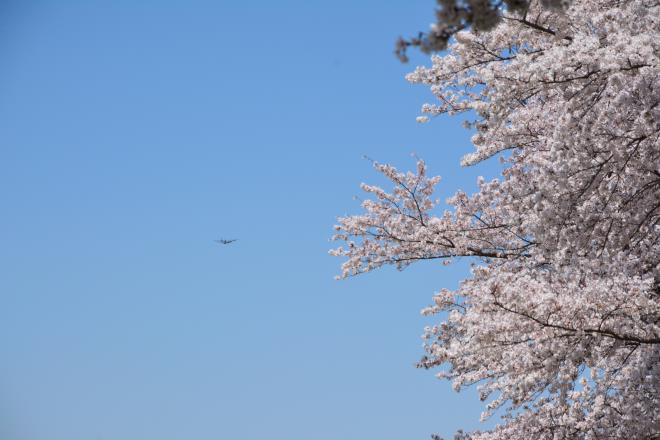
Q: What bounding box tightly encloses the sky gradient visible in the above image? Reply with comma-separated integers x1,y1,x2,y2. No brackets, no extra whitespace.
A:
0,1,503,439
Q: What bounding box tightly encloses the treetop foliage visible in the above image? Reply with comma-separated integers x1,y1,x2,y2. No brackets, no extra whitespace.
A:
395,0,570,62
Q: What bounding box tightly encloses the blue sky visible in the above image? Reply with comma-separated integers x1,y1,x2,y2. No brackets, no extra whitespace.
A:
0,1,503,439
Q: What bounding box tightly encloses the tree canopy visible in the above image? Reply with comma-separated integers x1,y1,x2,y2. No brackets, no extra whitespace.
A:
334,0,659,438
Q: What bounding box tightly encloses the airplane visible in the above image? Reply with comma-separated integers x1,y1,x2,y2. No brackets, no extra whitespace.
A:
215,238,237,245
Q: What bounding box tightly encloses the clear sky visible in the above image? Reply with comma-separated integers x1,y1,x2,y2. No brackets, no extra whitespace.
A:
0,1,503,439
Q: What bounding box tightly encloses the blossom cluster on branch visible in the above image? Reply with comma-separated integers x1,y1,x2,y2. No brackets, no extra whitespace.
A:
333,0,659,438
395,0,570,62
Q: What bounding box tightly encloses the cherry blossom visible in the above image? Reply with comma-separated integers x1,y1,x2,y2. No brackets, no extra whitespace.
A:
333,1,659,438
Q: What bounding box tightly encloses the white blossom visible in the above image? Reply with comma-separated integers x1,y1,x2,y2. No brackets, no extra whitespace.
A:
333,0,659,438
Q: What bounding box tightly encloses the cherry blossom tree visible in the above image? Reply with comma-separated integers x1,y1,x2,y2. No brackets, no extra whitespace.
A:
332,0,659,438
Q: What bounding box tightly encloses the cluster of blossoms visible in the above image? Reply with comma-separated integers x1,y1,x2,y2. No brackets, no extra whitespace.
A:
333,0,659,438
394,0,571,62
